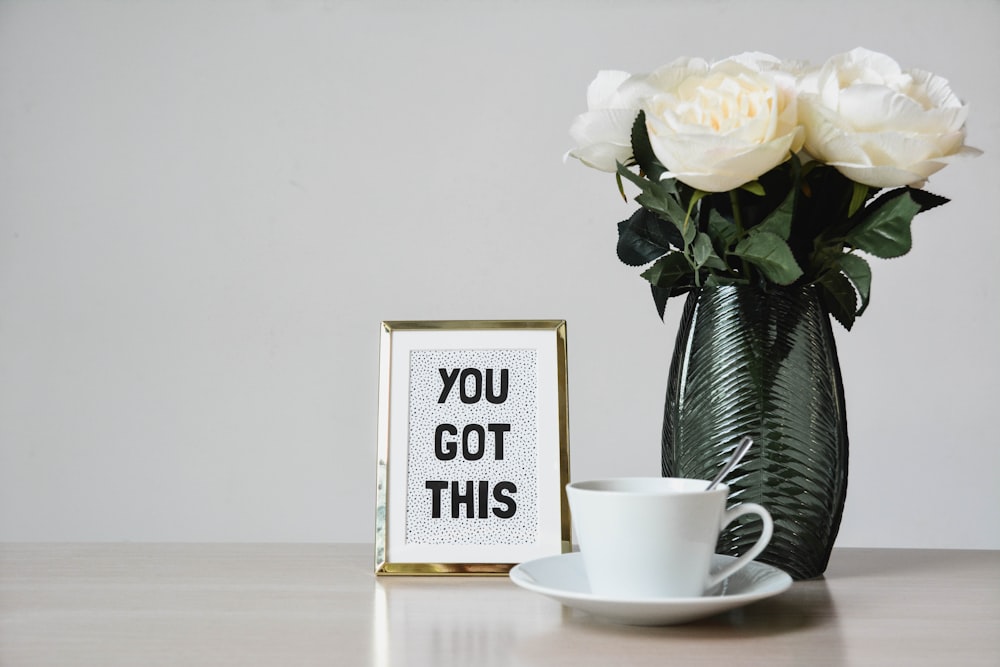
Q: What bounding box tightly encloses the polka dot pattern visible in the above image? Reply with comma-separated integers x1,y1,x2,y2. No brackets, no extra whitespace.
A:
405,348,538,545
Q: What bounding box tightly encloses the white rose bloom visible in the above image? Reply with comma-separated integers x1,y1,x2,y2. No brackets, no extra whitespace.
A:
798,47,981,188
640,53,804,192
567,70,645,172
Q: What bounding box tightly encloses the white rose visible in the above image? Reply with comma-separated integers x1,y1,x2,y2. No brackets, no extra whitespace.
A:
797,47,981,188
641,53,805,192
567,70,645,172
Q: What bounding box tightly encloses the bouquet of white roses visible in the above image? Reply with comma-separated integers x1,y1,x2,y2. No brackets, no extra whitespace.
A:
568,48,980,329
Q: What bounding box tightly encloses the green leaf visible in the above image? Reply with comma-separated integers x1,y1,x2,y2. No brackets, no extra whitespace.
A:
616,161,649,191
697,234,725,269
651,284,670,320
616,164,689,239
907,187,950,213
708,209,738,250
754,186,795,240
731,231,804,285
685,188,709,222
640,251,693,289
650,284,692,321
740,181,766,196
704,274,747,287
817,270,858,331
629,111,667,181
692,233,712,268
691,232,727,271
848,182,871,218
615,170,627,202
643,185,695,246
617,208,681,267
674,214,697,246
846,190,920,258
838,253,872,316
702,255,729,271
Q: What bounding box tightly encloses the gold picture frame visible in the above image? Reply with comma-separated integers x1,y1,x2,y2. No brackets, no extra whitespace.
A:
375,320,571,575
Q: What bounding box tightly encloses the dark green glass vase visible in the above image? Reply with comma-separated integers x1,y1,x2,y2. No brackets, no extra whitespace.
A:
662,285,849,580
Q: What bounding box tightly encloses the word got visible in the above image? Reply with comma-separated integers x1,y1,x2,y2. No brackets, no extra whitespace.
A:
424,367,517,520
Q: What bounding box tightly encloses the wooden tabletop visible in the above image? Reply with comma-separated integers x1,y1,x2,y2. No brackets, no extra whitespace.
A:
1,544,997,666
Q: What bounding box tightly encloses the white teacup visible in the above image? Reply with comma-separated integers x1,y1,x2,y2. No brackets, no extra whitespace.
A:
566,477,773,598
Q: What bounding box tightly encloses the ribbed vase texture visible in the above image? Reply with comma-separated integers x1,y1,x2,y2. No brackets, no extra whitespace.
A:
662,285,849,580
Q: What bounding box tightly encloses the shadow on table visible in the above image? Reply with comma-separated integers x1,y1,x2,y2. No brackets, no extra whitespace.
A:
507,579,845,666
823,547,968,579
565,576,838,637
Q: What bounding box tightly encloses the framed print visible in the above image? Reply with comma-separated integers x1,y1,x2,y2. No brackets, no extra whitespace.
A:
375,320,571,575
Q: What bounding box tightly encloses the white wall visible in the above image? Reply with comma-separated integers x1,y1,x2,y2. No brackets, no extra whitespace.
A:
1,0,997,548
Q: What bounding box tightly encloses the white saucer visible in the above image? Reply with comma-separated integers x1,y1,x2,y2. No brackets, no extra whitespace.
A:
509,552,792,626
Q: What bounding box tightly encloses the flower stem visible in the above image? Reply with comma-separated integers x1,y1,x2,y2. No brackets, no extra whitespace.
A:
730,191,751,279
729,191,744,234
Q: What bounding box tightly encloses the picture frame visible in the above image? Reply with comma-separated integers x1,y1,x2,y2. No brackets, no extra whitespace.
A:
375,320,571,575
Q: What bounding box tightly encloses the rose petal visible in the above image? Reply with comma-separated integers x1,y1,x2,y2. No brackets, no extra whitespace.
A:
567,143,632,172
827,162,931,188
586,70,632,109
797,49,977,186
837,85,928,131
568,95,641,172
657,133,799,192
570,108,640,146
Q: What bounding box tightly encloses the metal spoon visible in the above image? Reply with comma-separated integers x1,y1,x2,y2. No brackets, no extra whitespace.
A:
705,436,754,491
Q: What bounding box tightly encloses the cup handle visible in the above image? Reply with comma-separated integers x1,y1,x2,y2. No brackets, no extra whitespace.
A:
705,502,774,590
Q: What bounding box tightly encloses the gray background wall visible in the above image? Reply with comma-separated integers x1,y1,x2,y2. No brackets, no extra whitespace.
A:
2,0,998,548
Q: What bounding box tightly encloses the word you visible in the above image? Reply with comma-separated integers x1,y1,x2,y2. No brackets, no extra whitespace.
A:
425,367,518,520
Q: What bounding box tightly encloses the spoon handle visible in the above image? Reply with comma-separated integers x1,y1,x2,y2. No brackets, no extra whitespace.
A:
705,436,754,491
